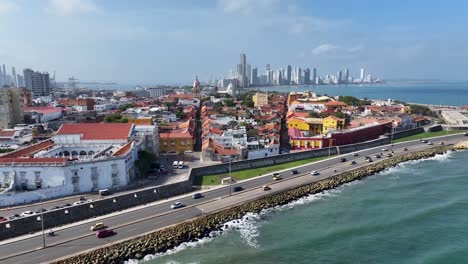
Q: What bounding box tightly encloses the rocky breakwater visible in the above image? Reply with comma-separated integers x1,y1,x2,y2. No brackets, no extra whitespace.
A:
52,146,451,264
453,141,468,150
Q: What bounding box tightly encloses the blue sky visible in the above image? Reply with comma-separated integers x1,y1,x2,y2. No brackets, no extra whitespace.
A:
1,0,468,84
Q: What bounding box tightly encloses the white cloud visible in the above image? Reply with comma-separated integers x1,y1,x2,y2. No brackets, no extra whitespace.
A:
311,44,339,55
0,0,18,14
218,0,277,16
311,43,363,56
46,0,97,16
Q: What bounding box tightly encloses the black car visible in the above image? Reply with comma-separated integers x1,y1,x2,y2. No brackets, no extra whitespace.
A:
291,169,299,175
233,186,243,192
374,154,381,158
340,158,347,162
192,193,203,199
60,203,71,208
49,206,61,211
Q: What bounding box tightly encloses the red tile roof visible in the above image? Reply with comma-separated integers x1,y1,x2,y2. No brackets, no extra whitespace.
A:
113,141,133,156
159,129,193,139
24,106,63,114
56,123,134,140
1,140,54,158
0,130,16,137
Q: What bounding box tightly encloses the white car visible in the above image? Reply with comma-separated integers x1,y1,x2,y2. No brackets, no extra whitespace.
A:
427,141,433,145
20,211,35,217
171,202,183,209
73,201,85,206
310,171,320,176
382,148,389,151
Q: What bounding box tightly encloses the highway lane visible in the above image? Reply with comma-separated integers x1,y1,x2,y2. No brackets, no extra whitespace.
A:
0,134,464,263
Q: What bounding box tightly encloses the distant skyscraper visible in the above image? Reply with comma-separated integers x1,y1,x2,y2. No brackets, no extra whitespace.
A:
240,53,247,88
286,65,292,84
251,67,258,85
344,68,349,83
246,64,252,85
11,67,17,87
17,75,24,87
295,67,302,84
337,71,342,84
304,68,311,85
266,70,273,85
2,64,6,86
23,68,51,98
360,68,365,80
312,68,317,84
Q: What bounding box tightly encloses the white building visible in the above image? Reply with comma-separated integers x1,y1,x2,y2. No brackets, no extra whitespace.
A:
0,123,158,206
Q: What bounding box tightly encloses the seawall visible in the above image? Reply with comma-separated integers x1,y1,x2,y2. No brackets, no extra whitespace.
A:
51,145,454,264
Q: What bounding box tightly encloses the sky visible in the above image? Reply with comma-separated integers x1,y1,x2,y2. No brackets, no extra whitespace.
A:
1,0,468,84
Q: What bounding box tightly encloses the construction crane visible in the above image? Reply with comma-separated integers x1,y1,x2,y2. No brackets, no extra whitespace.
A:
68,76,79,89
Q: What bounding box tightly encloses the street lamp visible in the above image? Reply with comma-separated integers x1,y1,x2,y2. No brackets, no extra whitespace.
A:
229,157,232,197
328,138,335,168
32,192,46,249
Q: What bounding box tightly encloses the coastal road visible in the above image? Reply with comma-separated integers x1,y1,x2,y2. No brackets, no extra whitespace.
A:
0,134,465,264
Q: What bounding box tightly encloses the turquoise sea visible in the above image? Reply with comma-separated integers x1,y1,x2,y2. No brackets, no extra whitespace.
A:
252,81,468,106
133,150,468,264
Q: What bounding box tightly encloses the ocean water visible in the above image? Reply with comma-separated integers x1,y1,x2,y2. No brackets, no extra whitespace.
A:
133,150,468,264
252,81,468,106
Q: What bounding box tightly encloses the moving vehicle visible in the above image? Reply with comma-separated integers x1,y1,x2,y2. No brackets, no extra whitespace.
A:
73,201,85,206
0,216,7,222
273,173,282,181
90,222,105,231
349,160,357,165
262,185,271,191
421,140,428,143
440,142,445,145
382,148,389,151
171,202,184,209
403,147,408,151
99,189,111,196
9,214,20,220
233,186,243,192
364,156,371,161
311,171,320,176
352,153,359,156
427,141,433,145
374,154,381,158
47,230,55,237
386,153,393,157
96,229,115,238
291,169,299,175
192,193,203,199
49,206,61,211
465,132,468,136
21,211,34,217
178,161,184,169
60,203,72,208
367,158,373,163
340,158,347,162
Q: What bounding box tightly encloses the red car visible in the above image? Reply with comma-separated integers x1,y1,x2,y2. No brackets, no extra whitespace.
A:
0,216,7,222
96,229,115,238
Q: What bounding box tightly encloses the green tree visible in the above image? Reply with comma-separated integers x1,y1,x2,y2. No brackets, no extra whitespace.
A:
176,109,185,119
135,150,156,177
104,114,128,123
118,103,134,111
225,99,236,107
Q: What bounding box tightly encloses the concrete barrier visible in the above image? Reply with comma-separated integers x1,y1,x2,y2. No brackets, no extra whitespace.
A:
0,181,192,241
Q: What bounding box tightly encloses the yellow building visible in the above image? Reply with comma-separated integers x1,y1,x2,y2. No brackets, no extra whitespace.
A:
0,88,24,129
159,131,193,153
287,117,310,131
305,118,323,135
252,92,269,107
322,116,345,134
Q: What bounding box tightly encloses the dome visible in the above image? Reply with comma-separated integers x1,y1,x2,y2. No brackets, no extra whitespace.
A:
193,76,200,89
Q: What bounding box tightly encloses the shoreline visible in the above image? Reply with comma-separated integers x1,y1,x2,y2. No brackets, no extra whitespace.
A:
50,145,462,264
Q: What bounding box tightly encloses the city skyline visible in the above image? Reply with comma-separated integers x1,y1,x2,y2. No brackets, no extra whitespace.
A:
1,0,468,83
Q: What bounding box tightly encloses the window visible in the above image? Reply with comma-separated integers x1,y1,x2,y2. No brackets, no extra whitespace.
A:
180,140,185,145
163,140,167,145
186,140,191,145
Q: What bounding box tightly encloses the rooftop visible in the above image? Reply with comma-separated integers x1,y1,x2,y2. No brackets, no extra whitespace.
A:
56,123,134,140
